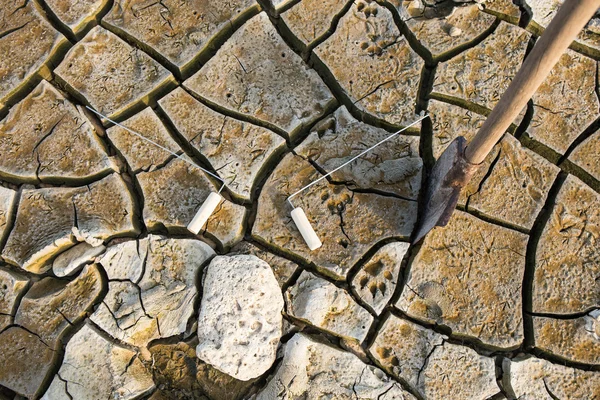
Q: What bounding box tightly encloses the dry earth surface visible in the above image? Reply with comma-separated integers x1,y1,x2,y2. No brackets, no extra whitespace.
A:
0,0,599,399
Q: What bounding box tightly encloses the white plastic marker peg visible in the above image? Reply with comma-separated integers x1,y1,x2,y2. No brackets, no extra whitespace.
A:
290,207,322,250
187,192,223,234
84,106,226,236
286,114,429,251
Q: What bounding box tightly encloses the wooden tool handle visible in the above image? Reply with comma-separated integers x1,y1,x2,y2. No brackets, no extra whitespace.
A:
465,0,600,165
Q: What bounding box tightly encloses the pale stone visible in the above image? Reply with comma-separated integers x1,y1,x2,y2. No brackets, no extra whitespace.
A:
158,87,286,200
106,107,180,173
467,134,560,230
526,0,600,54
184,12,335,139
104,0,258,74
255,333,416,400
433,22,530,110
52,242,106,277
196,255,284,381
314,2,424,126
91,235,215,346
137,157,246,247
55,26,175,121
0,186,16,244
2,174,138,273
0,80,112,182
351,242,409,315
484,0,522,23
296,106,422,199
570,129,600,182
150,340,258,400
369,314,445,389
0,1,66,107
533,175,600,314
504,356,600,399
97,238,147,282
42,323,155,400
418,342,498,399
286,271,374,342
397,210,528,349
529,50,598,154
391,2,496,58
230,241,299,287
281,0,350,47
0,326,55,399
15,263,103,349
533,315,600,365
0,266,28,331
253,153,417,280
45,0,110,37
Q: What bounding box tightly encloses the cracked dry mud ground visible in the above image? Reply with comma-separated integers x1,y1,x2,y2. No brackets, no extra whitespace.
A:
0,0,599,399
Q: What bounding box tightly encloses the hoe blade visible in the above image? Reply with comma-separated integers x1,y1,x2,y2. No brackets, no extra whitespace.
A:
412,137,480,244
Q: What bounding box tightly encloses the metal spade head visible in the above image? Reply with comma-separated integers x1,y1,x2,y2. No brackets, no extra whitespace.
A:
412,137,480,244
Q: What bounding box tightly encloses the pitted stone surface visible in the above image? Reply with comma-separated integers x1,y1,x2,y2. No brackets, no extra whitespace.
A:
433,22,530,110
42,323,155,400
315,1,424,126
0,0,65,107
91,235,215,347
281,0,350,47
137,157,246,246
2,173,138,273
467,135,560,230
15,263,103,349
55,26,175,120
184,12,335,139
392,2,496,59
351,242,409,315
0,80,112,182
253,152,417,280
286,271,373,342
529,50,598,154
107,107,180,173
104,0,258,73
0,186,16,243
397,210,528,349
158,87,286,200
150,340,258,400
230,241,299,287
369,314,445,389
570,129,600,182
503,356,600,399
45,0,109,37
196,255,284,381
533,315,600,365
255,333,416,400
296,106,422,199
0,266,28,331
533,175,600,314
0,326,55,399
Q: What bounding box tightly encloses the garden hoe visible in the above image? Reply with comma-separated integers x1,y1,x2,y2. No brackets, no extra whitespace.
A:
413,0,600,244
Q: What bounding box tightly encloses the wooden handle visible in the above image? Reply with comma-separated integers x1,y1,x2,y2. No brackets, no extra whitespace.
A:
465,0,600,165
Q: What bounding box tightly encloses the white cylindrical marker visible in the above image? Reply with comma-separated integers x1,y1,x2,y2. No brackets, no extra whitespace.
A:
187,192,223,234
291,207,322,251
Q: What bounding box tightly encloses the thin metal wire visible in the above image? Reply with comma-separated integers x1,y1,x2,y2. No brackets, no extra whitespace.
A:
85,106,226,193
286,114,429,208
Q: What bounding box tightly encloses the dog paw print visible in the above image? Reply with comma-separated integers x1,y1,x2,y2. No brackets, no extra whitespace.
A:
356,0,379,18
